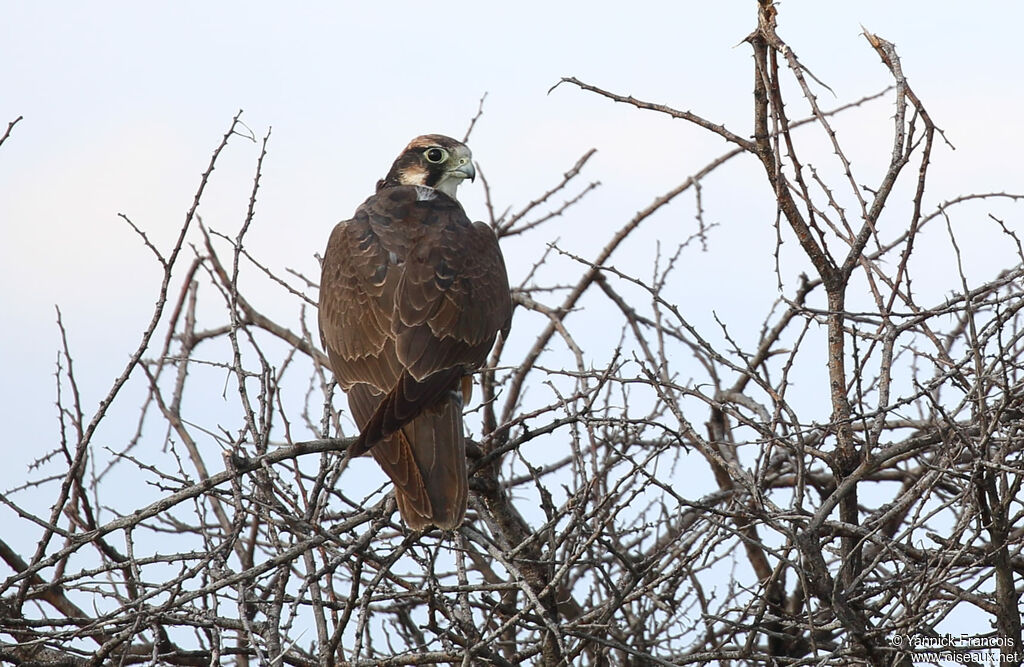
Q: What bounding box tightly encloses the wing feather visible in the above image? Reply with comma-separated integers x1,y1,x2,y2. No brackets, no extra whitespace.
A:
395,218,512,381
318,205,403,392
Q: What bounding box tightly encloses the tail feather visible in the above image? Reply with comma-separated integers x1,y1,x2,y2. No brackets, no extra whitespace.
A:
346,383,467,529
393,395,466,530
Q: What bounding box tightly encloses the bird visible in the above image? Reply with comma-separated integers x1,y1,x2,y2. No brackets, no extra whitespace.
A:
318,134,512,530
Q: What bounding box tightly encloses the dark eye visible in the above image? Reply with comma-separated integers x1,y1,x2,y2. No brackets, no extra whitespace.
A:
424,147,448,163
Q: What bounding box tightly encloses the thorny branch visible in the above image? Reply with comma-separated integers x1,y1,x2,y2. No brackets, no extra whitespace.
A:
4,3,1024,665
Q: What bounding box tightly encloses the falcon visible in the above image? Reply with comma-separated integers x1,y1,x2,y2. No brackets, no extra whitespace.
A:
318,134,512,530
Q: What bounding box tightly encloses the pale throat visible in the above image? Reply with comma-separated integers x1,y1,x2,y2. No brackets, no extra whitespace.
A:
432,174,464,200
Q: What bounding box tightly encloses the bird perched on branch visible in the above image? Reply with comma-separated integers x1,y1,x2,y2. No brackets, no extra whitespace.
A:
318,135,512,530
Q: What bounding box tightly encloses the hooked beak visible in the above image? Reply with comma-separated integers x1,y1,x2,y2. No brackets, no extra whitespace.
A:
451,158,476,182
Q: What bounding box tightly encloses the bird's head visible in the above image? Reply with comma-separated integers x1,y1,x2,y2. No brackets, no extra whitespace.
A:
378,134,476,200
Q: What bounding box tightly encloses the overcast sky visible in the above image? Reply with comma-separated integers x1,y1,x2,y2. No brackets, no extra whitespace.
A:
3,2,1023,550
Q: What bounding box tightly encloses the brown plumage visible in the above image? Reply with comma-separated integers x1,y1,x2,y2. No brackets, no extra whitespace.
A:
318,135,512,530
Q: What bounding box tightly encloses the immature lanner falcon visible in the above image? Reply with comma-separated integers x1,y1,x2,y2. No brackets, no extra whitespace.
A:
318,135,512,530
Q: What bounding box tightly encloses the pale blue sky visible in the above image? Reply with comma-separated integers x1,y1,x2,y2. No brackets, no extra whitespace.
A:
2,2,1023,561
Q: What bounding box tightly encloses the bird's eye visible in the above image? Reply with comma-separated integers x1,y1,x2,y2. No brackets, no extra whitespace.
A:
424,147,448,164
